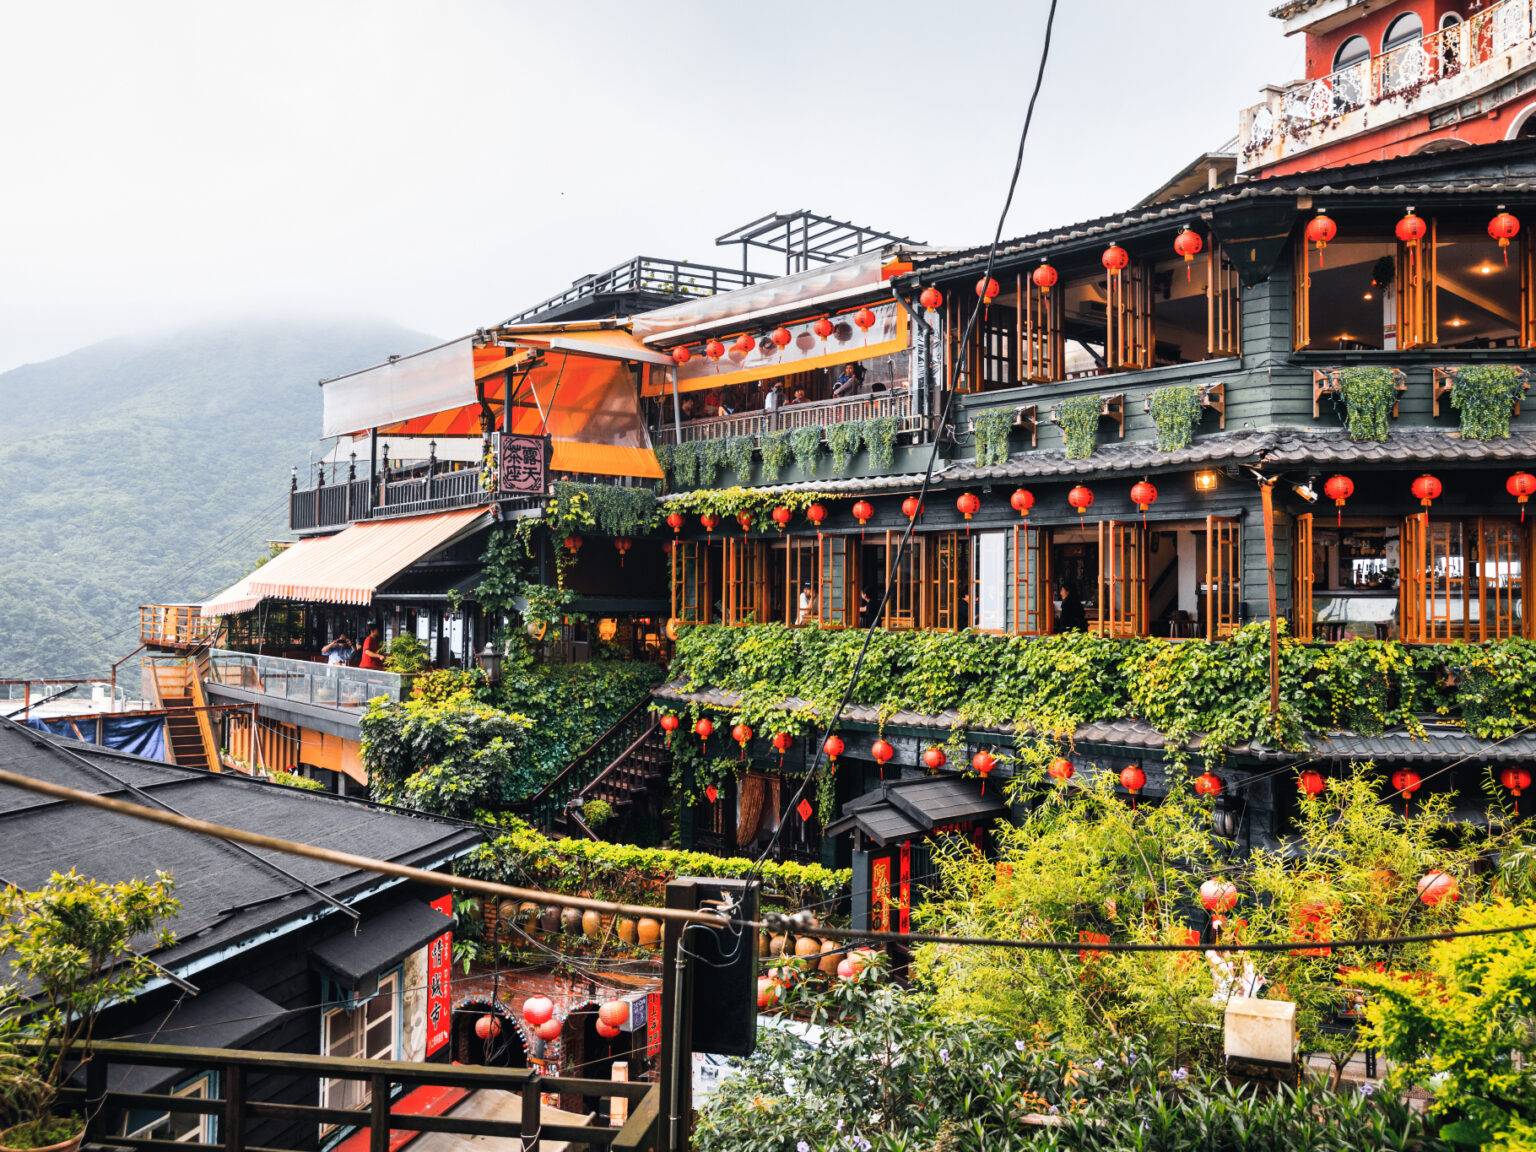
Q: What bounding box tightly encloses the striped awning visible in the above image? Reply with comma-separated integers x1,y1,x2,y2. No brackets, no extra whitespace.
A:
202,509,490,614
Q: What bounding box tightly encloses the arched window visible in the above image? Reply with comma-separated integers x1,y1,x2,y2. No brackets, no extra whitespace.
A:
1440,12,1461,30
1333,34,1371,71
1384,12,1425,52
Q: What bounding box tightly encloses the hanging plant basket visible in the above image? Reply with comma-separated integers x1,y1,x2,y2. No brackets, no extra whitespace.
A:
1057,395,1103,460
1335,366,1400,443
971,407,1015,467
1449,365,1528,441
1149,384,1203,453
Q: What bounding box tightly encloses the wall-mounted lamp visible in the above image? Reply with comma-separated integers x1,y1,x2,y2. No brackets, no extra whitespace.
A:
1193,469,1220,493
598,617,618,642
1292,482,1318,503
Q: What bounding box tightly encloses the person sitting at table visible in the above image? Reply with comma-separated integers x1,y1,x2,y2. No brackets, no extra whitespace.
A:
680,396,699,420
790,387,808,405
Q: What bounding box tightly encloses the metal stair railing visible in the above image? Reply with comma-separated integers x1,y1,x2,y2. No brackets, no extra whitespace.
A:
516,695,656,831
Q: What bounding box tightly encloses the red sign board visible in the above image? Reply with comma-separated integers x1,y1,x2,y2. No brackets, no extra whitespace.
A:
646,991,662,1059
425,895,454,1057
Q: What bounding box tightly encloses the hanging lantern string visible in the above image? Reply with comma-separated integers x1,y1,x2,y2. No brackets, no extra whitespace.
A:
741,0,1064,882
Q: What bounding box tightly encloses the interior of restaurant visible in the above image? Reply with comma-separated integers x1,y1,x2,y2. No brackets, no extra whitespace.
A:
655,350,904,424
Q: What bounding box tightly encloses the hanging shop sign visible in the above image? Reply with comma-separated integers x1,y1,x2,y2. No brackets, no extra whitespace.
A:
496,433,550,495
424,894,454,1057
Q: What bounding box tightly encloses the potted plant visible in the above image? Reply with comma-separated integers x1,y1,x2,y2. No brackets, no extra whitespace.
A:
0,870,179,1152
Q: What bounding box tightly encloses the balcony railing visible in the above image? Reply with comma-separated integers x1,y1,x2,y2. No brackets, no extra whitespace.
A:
207,648,405,710
505,255,772,323
141,604,220,649
64,1039,658,1152
289,465,495,533
1240,0,1536,169
656,390,925,445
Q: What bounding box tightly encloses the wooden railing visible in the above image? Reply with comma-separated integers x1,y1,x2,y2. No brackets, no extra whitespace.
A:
516,696,657,831
64,1039,658,1152
140,605,219,649
656,390,924,445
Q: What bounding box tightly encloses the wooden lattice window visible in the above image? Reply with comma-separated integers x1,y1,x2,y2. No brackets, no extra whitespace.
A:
1011,525,1052,635
932,531,969,632
1397,218,1437,350
1205,515,1242,639
1096,521,1147,637
883,530,925,630
1017,271,1065,383
784,538,818,626
1400,515,1528,642
818,535,856,628
1292,512,1314,642
1207,243,1242,358
1105,263,1154,371
670,541,709,626
720,538,770,625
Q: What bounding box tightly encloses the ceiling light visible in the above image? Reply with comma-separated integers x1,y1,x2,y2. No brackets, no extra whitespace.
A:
1362,290,1374,301
1476,262,1499,276
1447,317,1467,328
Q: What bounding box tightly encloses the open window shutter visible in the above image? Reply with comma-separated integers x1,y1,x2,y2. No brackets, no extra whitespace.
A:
932,532,967,631
1292,512,1314,642
1018,271,1065,382
1105,263,1154,371
1011,525,1051,634
1477,518,1523,641
671,541,708,625
1399,513,1427,642
1097,520,1146,637
1521,229,1536,349
882,530,920,629
1205,515,1242,639
720,538,740,624
818,535,852,627
1293,236,1312,350
1207,243,1242,357
1397,220,1437,349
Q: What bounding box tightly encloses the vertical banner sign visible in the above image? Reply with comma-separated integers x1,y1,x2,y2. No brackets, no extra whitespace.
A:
646,991,663,1059
898,842,911,935
425,894,453,1057
871,857,892,932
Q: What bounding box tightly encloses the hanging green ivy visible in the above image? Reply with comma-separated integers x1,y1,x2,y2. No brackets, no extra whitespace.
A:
827,422,863,474
670,440,700,489
653,444,674,492
971,407,1015,467
861,416,898,472
1336,366,1397,442
1451,365,1526,440
1058,394,1102,460
760,431,793,483
546,480,657,537
728,436,756,484
1149,384,1203,452
696,438,729,487
791,426,823,475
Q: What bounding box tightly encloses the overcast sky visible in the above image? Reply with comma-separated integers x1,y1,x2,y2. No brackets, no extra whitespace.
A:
0,1,1299,373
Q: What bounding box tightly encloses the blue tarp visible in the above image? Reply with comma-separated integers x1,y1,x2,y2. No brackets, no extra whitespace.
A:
24,715,168,761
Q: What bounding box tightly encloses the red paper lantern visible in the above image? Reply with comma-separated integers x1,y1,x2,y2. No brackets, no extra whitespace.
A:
700,512,719,534
1305,211,1337,263
836,957,858,980
1297,769,1327,797
1508,472,1536,522
823,734,845,761
956,492,981,521
1417,871,1459,907
852,499,874,527
694,716,714,743
534,1017,563,1042
1323,474,1354,527
805,502,828,527
521,996,555,1027
704,783,719,804
596,1021,622,1040
1101,244,1130,276
770,326,793,349
731,722,754,749
1119,764,1146,794
1048,756,1074,782
1199,879,1238,914
666,511,685,534
1067,485,1095,518
1396,208,1427,247
1129,480,1158,514
976,275,1001,302
813,316,835,340
1193,771,1223,798
756,976,781,1009
918,286,943,313
871,738,895,768
1010,487,1035,518
772,731,793,756
901,496,923,520
671,345,692,366
922,746,947,772
563,534,583,554
1411,473,1442,508
1031,260,1058,293
1173,227,1203,282
598,1001,629,1029
771,505,792,529
1501,767,1532,797
705,338,726,361
853,307,877,331
659,713,680,740
972,749,997,778
475,1014,501,1040
734,333,756,354
1490,205,1521,264
737,510,753,533
614,536,632,565
1391,769,1422,799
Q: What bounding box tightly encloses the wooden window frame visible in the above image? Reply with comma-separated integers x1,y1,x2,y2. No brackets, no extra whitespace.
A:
1011,524,1052,635
817,534,857,628
882,530,925,630
1105,263,1154,371
670,541,710,626
1205,515,1242,639
321,970,399,1124
1096,520,1148,637
1207,243,1242,358
1292,512,1314,641
931,531,968,632
1397,218,1437,350
720,537,769,625
1400,514,1529,642
783,538,818,626
1018,271,1066,383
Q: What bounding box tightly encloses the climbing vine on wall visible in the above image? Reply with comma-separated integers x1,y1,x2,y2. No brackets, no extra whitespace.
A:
1336,366,1398,442
661,487,841,524
698,438,731,488
670,441,700,489
1149,384,1203,452
760,431,793,483
728,436,756,484
791,426,823,476
1451,365,1527,440
860,416,898,472
971,407,1015,467
1058,394,1102,460
827,422,863,473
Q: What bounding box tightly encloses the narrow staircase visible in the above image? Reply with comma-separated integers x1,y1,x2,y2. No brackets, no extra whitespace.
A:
162,692,213,770
568,723,671,839
145,655,221,771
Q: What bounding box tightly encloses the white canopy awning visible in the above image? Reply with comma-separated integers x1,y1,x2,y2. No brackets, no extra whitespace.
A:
321,336,476,440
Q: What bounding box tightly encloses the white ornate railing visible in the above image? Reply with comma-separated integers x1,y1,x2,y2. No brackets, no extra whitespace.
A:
656,390,924,445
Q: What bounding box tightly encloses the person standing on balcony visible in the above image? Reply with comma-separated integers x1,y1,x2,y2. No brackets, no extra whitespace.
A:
763,381,783,412
832,363,865,398
359,627,385,670
323,634,356,665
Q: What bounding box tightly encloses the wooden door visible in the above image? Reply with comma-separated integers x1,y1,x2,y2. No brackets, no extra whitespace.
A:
1011,525,1052,635
883,530,925,630
932,531,968,631
1096,520,1147,637
1207,243,1242,357
1018,271,1065,382
1476,518,1523,641
1292,512,1314,641
818,535,856,628
1205,515,1242,639
1106,263,1154,371
1399,513,1427,642
1397,219,1437,349
670,541,709,625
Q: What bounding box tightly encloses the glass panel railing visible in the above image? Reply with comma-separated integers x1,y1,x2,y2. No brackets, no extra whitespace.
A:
207,649,404,710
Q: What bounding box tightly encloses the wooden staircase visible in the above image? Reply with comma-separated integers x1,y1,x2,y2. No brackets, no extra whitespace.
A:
146,656,220,771
568,723,671,838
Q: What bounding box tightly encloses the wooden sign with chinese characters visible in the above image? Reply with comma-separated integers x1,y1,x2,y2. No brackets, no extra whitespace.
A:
496,433,549,495
871,856,892,932
425,894,453,1057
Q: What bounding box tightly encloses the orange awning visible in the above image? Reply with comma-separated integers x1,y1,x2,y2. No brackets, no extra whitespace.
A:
550,440,663,478
215,509,491,609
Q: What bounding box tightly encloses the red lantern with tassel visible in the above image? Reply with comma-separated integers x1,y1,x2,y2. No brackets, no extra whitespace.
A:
1508,472,1536,522
659,713,680,742
1067,485,1095,519
852,500,874,528
918,286,943,313
1391,768,1422,805
694,716,714,744
737,510,753,533
1119,764,1146,795
871,738,895,778
771,505,792,530
731,722,753,753
475,1014,501,1040
972,749,997,794
956,492,980,521
922,746,947,773
853,307,877,331
1395,208,1427,248
1129,479,1158,523
671,345,692,366
805,503,827,531
705,338,725,361
1173,227,1203,282
1193,771,1223,798
1501,767,1532,798
1412,473,1442,509
1323,474,1354,528
901,496,923,520
1305,211,1337,264
1489,205,1521,264
823,734,844,764
614,536,631,565
562,534,583,555
770,326,793,350
1031,260,1058,293
1010,487,1035,518
666,511,685,534
1048,756,1074,783
1101,244,1130,277
700,512,719,534
772,731,792,763
976,275,1000,317
1298,769,1327,797
813,316,835,341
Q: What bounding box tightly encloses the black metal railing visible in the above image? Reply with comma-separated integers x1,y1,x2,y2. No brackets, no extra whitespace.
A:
65,1039,658,1152
505,256,771,324
517,697,656,831
289,467,494,531
376,467,491,519
290,477,374,532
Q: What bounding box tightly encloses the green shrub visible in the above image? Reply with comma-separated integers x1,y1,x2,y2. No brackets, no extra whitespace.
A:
267,769,324,791
971,406,1014,466
1337,366,1398,442
791,426,822,475
1058,394,1101,459
1150,383,1202,452
383,632,429,674
759,431,792,483
1451,365,1526,440
581,797,614,828
727,436,756,484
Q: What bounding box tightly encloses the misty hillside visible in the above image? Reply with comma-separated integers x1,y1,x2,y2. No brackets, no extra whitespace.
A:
0,318,437,679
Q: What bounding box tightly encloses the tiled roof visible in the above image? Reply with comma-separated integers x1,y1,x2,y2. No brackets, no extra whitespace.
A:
942,430,1278,483
660,472,933,504
1262,428,1536,467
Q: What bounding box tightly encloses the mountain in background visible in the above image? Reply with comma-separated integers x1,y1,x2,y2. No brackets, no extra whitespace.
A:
0,317,438,679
